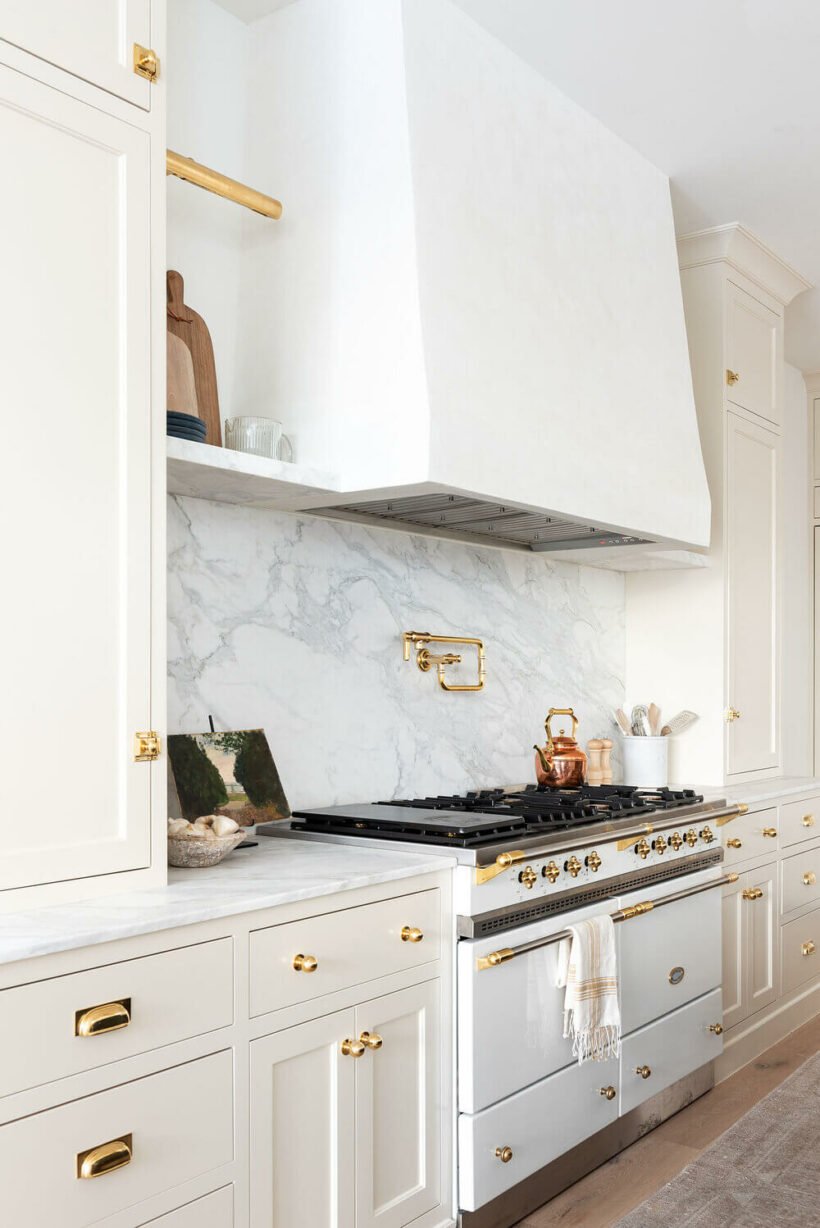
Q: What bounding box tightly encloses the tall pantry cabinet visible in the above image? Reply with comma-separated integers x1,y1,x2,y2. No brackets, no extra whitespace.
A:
0,4,167,908
626,224,809,787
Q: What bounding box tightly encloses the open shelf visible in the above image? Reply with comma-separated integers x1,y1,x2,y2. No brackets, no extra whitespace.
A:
166,437,339,509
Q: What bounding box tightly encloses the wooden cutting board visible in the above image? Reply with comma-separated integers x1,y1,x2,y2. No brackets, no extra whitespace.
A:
167,332,199,417
167,270,222,445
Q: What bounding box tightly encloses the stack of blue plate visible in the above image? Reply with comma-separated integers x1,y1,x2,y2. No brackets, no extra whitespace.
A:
167,411,207,442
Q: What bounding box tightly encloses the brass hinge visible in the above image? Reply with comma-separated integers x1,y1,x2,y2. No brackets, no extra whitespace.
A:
133,44,159,82
134,731,161,762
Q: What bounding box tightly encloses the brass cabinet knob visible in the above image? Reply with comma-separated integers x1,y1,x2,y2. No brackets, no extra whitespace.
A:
341,1038,366,1058
518,866,538,889
803,814,816,828
669,831,683,851
708,1023,724,1035
652,836,667,855
359,1031,383,1050
726,369,740,385
742,887,764,901
495,1146,513,1163
76,1134,132,1180
726,838,743,849
293,953,319,973
699,826,715,844
542,860,561,883
401,926,424,943
802,941,816,957
635,838,651,860
762,827,777,839
726,706,742,721
804,872,817,887
635,1065,652,1080
75,999,131,1038
585,850,602,872
685,829,698,848
565,856,582,878
598,1086,617,1101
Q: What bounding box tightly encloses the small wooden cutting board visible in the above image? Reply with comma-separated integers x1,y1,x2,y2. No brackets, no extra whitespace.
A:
167,332,199,417
167,270,222,445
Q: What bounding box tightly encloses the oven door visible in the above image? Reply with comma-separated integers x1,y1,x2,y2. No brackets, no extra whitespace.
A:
458,865,723,1114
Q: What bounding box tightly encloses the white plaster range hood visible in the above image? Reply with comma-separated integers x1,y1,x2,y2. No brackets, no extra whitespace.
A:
236,0,712,558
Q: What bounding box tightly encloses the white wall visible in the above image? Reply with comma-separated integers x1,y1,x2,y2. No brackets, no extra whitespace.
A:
781,362,813,775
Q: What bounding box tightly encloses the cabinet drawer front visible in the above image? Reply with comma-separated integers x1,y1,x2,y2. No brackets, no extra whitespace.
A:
0,1051,233,1228
780,797,820,848
0,939,233,1098
145,1186,233,1226
249,890,439,1017
620,990,723,1115
721,806,779,864
782,910,820,994
782,847,820,914
457,1054,619,1212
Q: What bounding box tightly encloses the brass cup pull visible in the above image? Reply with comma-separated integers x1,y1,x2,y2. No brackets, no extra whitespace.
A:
77,1134,132,1180
401,926,424,943
762,827,777,839
742,887,763,901
341,1038,366,1058
803,815,815,828
75,999,131,1038
802,941,816,957
726,369,740,385
726,838,743,849
804,872,817,887
708,1023,724,1035
635,1065,652,1080
598,1086,617,1101
133,44,159,82
495,1146,513,1163
359,1031,383,1051
293,953,318,973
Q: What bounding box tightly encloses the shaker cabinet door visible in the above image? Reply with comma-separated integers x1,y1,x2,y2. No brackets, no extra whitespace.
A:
721,862,779,1030
725,281,781,426
0,0,153,108
0,66,153,894
725,411,780,776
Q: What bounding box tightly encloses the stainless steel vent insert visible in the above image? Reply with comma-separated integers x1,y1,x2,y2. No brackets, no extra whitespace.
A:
308,493,652,553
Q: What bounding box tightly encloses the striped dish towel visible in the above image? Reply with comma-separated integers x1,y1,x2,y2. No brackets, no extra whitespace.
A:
555,915,621,1063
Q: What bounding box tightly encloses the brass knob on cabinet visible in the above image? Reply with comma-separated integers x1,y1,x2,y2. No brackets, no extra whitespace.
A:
726,838,743,849
802,941,816,957
708,1023,724,1035
803,814,816,828
519,866,538,889
565,856,582,878
598,1086,617,1101
742,887,763,901
635,1065,652,1080
804,872,817,887
495,1146,513,1163
699,826,715,844
543,860,561,883
341,1038,366,1058
726,369,740,386
652,836,667,855
685,829,698,848
75,999,131,1038
401,926,424,943
726,706,742,722
635,838,651,860
585,850,602,872
359,1031,383,1050
670,831,683,851
762,827,777,839
76,1135,133,1180
293,953,319,973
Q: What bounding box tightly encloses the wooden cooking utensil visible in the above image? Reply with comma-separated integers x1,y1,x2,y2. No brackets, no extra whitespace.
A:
167,332,199,416
167,270,222,445
614,708,632,736
648,702,662,737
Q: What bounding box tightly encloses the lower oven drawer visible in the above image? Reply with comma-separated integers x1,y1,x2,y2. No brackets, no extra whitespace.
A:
619,988,723,1115
0,1051,233,1228
618,870,722,1034
458,1052,619,1212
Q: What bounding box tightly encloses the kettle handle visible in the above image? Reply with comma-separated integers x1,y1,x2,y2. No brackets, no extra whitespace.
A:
544,707,579,754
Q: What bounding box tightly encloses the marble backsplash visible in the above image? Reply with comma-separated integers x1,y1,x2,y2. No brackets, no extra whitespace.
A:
167,496,625,809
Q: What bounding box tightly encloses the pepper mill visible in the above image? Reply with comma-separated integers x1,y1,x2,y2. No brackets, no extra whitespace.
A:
600,738,613,785
587,739,604,786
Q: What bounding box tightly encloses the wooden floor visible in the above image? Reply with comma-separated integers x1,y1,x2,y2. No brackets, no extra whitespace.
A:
516,1014,820,1227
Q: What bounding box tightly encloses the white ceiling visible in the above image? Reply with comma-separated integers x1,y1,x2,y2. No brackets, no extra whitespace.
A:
214,0,820,368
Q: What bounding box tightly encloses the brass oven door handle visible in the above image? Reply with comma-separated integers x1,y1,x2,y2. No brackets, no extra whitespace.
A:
77,1134,133,1179
75,999,131,1038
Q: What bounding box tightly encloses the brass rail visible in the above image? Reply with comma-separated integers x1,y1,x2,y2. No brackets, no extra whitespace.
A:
476,872,738,970
166,150,283,220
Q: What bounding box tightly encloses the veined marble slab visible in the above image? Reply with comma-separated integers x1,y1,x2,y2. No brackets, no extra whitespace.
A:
0,840,452,966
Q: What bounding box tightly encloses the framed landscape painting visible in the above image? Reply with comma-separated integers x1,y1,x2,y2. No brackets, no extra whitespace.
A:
167,729,290,827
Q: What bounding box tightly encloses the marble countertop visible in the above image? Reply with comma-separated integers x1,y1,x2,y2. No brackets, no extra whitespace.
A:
0,839,454,967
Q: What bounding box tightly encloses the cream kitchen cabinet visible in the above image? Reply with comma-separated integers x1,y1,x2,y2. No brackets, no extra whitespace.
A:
250,980,443,1228
1,0,155,108
724,280,782,427
721,861,779,1031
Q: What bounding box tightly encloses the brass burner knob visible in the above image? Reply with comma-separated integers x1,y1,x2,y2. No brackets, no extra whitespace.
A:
635,1065,652,1080
699,826,715,844
685,829,698,848
635,838,651,860
652,836,667,855
565,856,582,878
542,860,561,884
519,866,538,889
598,1085,617,1101
669,831,683,851
585,850,602,872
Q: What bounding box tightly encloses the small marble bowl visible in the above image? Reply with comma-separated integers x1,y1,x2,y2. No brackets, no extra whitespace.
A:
167,831,244,868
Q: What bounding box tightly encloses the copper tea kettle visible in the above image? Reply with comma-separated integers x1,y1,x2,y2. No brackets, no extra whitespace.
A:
533,707,587,788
